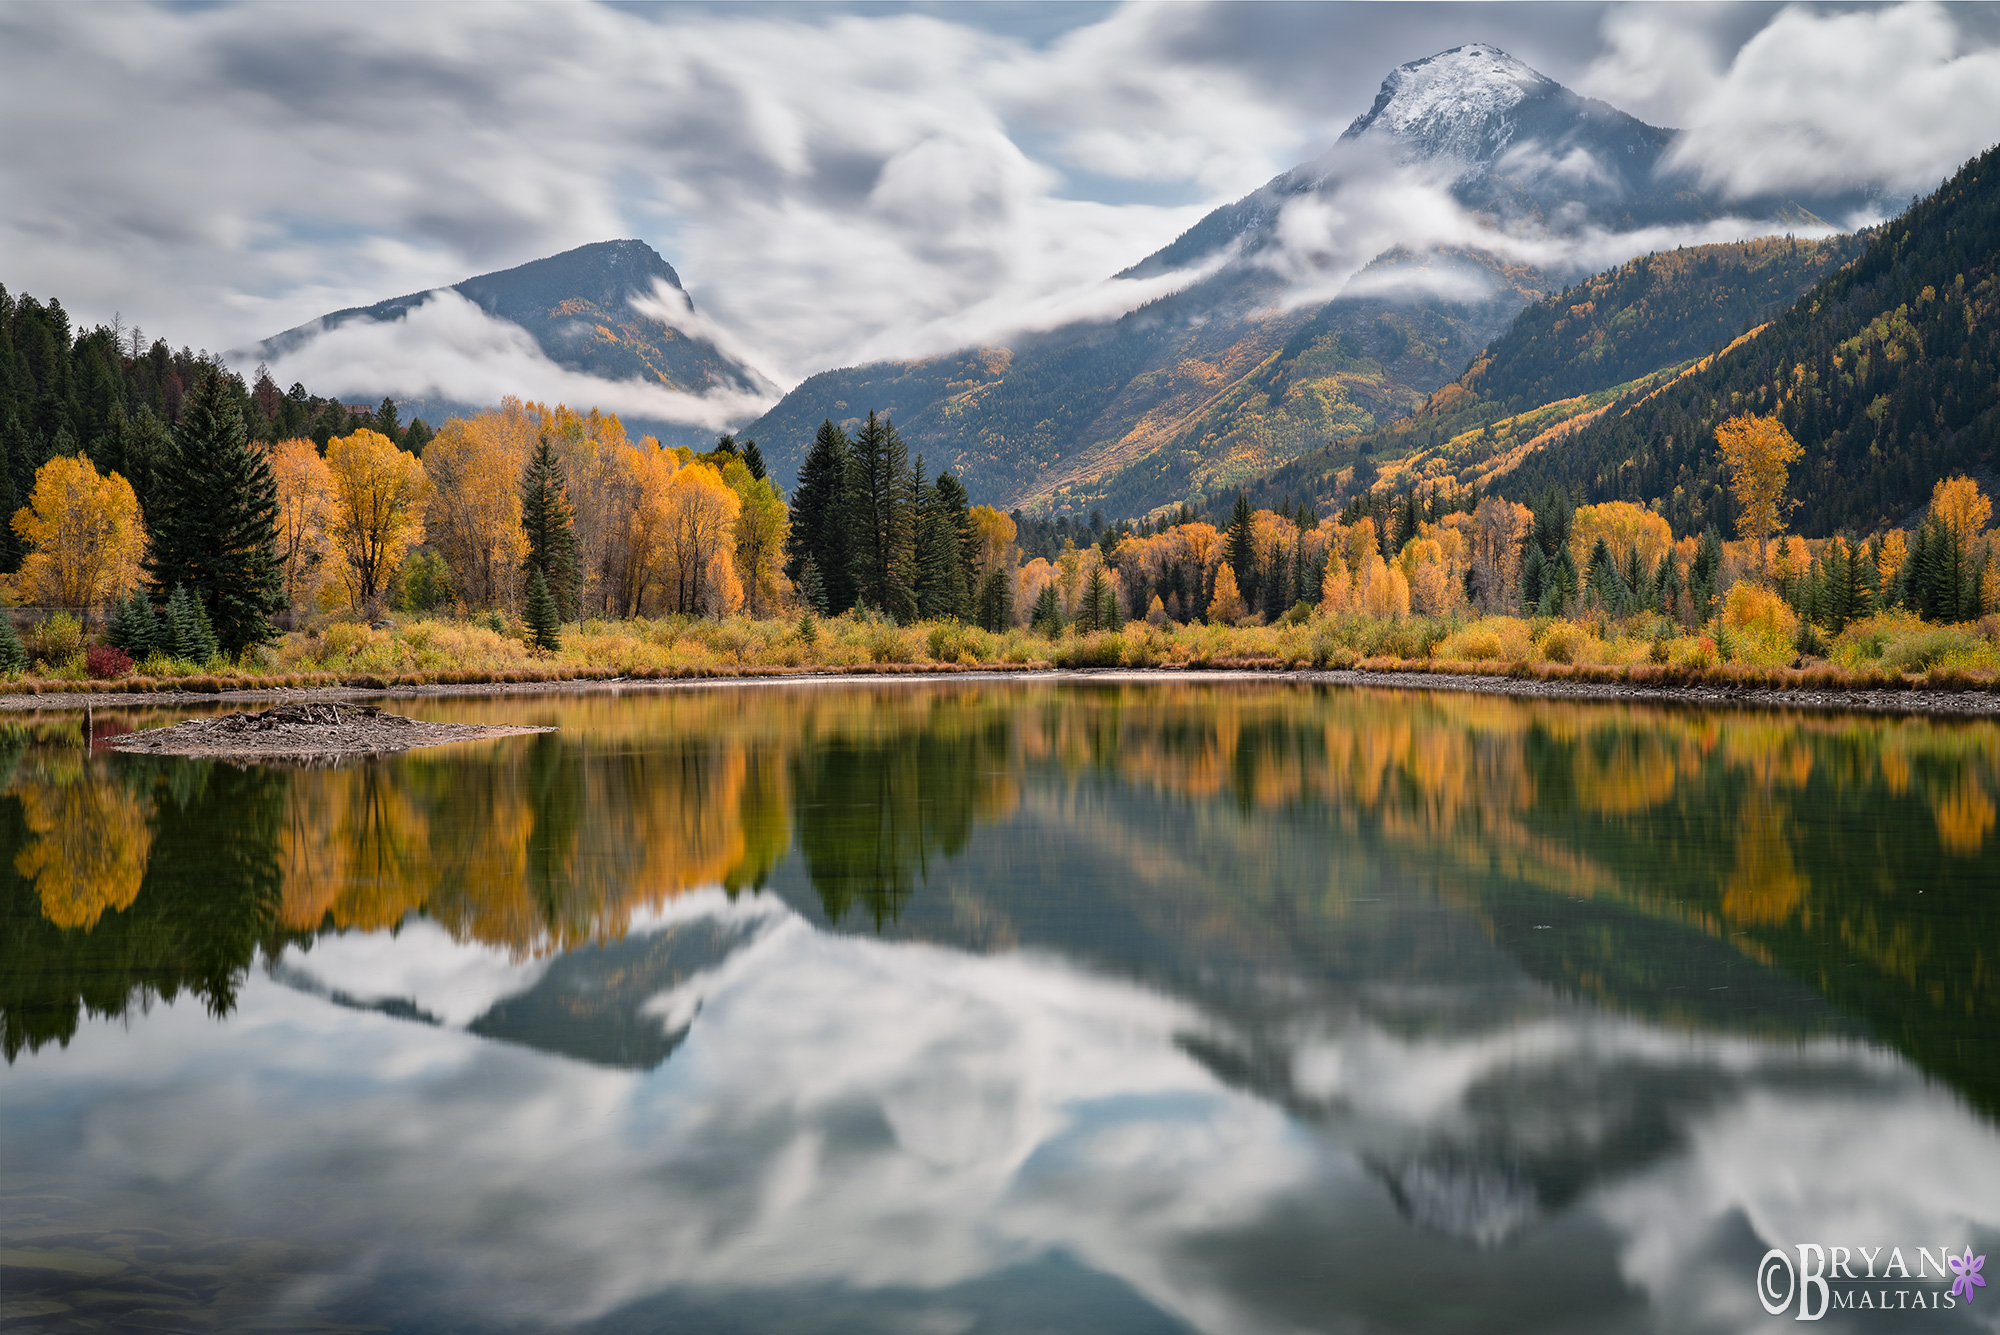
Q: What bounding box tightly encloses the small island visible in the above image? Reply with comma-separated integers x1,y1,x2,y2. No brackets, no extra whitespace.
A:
101,701,551,763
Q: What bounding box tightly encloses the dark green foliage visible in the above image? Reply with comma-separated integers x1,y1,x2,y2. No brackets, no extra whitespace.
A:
376,397,400,442
396,549,453,613
1030,582,1063,636
1224,492,1257,608
0,618,24,673
846,411,917,623
524,567,561,652
1076,567,1120,633
915,466,975,621
797,559,828,616
164,585,218,663
786,421,857,614
519,437,581,620
402,417,433,456
1500,144,2000,535
741,439,767,482
144,365,284,657
106,590,161,660
975,567,1013,633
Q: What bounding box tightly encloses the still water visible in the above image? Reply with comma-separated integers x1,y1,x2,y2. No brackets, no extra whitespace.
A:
1,680,1996,1334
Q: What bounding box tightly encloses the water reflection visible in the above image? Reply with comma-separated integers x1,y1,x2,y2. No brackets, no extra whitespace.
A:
2,684,1998,1333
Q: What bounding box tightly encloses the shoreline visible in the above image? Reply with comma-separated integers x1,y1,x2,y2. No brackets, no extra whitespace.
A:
3,663,1996,719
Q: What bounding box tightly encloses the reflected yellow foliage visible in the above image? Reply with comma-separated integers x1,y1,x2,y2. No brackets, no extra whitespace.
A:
14,772,154,930
1722,802,1809,927
1932,776,1995,856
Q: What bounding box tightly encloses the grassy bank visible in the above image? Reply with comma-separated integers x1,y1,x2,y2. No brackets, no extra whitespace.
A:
8,604,2000,697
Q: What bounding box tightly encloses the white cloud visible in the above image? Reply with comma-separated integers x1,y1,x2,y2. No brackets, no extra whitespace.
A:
262,290,775,429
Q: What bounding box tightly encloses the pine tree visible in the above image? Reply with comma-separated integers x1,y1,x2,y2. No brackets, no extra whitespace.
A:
976,568,1013,632
847,411,917,622
519,436,581,621
797,559,828,615
1224,493,1257,611
144,364,284,657
786,420,856,614
165,584,218,663
1030,582,1064,636
0,616,24,673
524,567,561,651
107,589,160,660
1519,543,1547,613
741,439,768,482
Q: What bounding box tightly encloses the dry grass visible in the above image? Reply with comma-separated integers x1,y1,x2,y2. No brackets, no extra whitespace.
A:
4,606,1997,696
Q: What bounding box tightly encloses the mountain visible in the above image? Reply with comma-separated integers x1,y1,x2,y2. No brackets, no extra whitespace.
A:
1234,231,1869,511
746,45,1858,517
251,240,773,446
1487,142,2000,537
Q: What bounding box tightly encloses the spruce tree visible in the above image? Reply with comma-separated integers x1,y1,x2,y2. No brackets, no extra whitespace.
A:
165,585,218,663
915,467,971,621
0,616,24,674
797,559,828,615
976,568,1013,633
144,364,284,657
1519,543,1547,613
524,567,561,651
107,590,160,660
519,436,581,620
741,439,768,482
787,420,856,614
1224,493,1257,610
1030,582,1064,636
846,411,917,622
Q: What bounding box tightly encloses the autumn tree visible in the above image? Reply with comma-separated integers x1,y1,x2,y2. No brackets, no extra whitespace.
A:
326,428,427,610
422,414,530,611
267,437,336,610
144,363,285,655
657,460,742,616
520,436,580,620
724,456,788,618
1207,562,1247,624
1714,414,1803,581
12,455,146,611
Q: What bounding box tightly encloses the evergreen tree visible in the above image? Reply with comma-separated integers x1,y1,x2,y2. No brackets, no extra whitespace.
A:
106,590,160,659
741,439,768,482
0,616,24,673
519,436,581,620
164,585,218,663
975,568,1013,633
1690,527,1724,619
797,559,828,615
144,364,284,657
786,420,856,614
376,397,401,443
1030,582,1064,636
846,411,917,622
524,567,561,651
1519,542,1547,613
915,467,970,621
1224,493,1257,610
933,472,978,617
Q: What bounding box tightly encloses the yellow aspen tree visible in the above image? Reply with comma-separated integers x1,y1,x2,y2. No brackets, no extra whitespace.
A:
722,456,789,618
1320,547,1357,613
654,460,740,616
1876,530,1909,587
1570,501,1672,573
12,455,146,611
1359,551,1411,619
968,506,1017,579
1207,562,1248,623
1713,414,1803,581
266,437,337,610
326,429,427,609
422,416,530,611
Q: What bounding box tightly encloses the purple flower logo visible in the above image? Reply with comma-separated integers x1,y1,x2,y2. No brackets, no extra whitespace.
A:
1950,1248,1986,1303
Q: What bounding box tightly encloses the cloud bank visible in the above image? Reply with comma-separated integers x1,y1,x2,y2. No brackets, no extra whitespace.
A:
2,2,1997,394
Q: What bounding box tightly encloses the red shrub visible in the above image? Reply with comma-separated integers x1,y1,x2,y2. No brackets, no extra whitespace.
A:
85,644,134,680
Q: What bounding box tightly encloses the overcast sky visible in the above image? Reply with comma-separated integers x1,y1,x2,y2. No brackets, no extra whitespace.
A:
5,0,2000,397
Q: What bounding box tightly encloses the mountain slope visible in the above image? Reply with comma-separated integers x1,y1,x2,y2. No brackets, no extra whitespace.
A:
254,240,771,443
1492,143,2000,536
747,45,1853,515
1233,232,1869,510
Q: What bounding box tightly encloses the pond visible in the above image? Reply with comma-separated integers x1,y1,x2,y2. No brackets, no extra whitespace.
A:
2,680,1996,1334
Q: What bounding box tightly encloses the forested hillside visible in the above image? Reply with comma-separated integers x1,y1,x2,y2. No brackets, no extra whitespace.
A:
1234,234,1866,514
1497,144,2000,537
0,284,414,570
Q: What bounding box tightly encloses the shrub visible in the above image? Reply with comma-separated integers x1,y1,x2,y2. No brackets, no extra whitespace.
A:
29,612,84,664
1536,622,1585,665
85,644,135,679
0,618,25,673
1720,582,1798,666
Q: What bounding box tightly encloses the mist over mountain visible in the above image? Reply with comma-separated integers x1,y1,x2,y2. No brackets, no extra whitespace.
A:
250,240,774,448
747,44,1872,517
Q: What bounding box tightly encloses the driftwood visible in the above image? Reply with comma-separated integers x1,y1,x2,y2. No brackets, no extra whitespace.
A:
103,702,551,765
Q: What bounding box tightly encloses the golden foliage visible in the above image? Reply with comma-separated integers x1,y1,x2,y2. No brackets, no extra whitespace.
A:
15,771,153,930
656,460,742,616
11,455,145,611
1932,776,1994,856
1929,475,1992,544
1714,414,1803,570
1571,501,1673,575
422,413,532,611
1721,801,1808,927
267,438,337,610
326,429,427,607
1207,562,1248,623
724,458,789,619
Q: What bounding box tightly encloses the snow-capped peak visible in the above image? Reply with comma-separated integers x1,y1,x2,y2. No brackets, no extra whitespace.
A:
1341,44,1558,165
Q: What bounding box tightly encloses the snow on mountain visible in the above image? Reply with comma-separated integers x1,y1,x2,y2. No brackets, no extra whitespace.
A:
1339,43,1557,169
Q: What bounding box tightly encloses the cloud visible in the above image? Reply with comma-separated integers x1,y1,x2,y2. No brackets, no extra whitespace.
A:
262,290,776,429
11,887,1997,1334
1593,2,2000,199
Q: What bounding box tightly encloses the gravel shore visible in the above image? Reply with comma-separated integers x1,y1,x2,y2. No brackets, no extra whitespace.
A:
99,701,553,764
